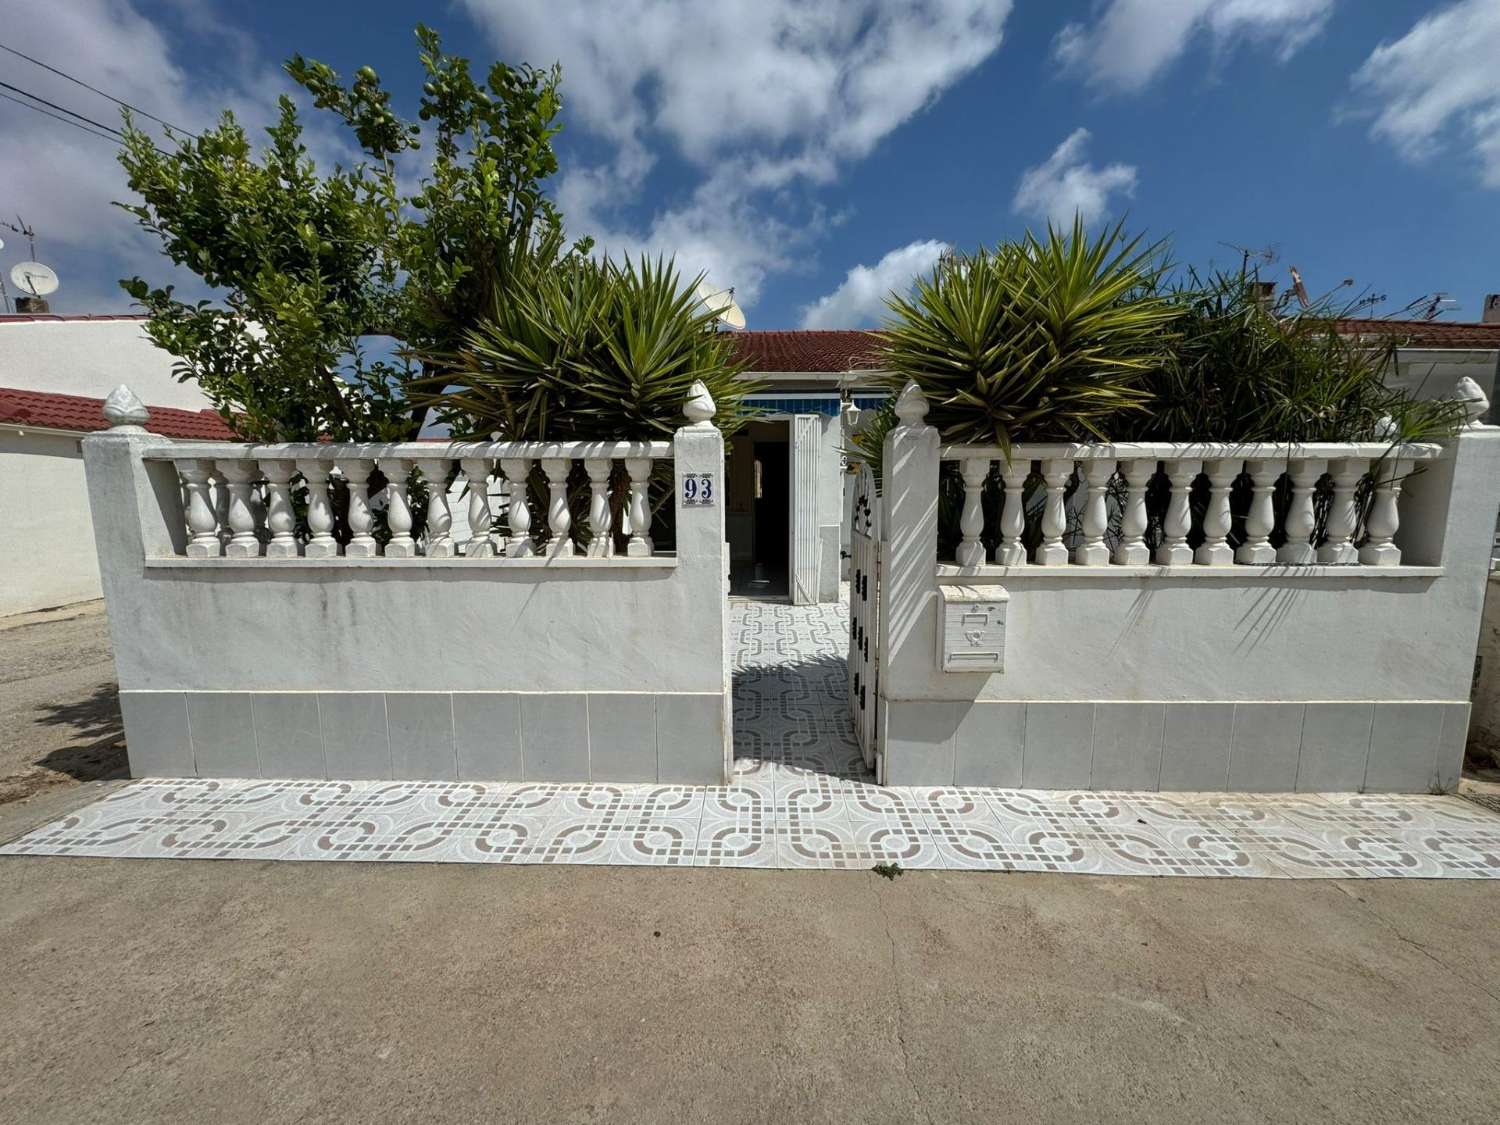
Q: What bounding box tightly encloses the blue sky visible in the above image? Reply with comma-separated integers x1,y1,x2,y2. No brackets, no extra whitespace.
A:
3,1,1498,329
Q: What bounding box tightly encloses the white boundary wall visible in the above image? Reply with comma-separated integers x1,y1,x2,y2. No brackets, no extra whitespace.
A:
876,383,1500,793
83,388,730,785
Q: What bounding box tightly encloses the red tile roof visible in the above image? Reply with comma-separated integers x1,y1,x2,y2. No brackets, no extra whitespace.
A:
0,386,237,440
731,330,885,372
1333,318,1500,349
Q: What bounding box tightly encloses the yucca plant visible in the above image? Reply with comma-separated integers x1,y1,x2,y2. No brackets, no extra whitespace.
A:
1128,268,1466,444
878,218,1178,454
416,254,754,441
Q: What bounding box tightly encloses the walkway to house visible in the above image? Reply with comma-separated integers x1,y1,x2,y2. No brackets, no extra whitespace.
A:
4,598,1500,876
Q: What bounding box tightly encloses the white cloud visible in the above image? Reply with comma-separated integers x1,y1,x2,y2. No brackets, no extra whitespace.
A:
1012,129,1137,226
458,1,1012,310
1055,0,1335,93
1349,0,1500,188
0,0,339,313
800,240,949,329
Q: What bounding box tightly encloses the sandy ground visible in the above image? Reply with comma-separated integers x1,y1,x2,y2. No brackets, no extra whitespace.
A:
0,778,1496,1125
2,603,1498,1122
0,601,126,805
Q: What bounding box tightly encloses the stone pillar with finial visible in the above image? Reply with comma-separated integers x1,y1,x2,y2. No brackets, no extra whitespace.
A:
667,377,730,783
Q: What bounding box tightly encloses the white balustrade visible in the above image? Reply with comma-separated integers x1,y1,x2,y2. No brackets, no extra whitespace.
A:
259,460,299,559
1036,459,1072,565
177,459,220,558
1318,457,1369,565
338,460,378,558
1276,457,1326,565
415,459,455,558
585,458,614,558
541,457,575,558
1359,457,1409,566
1195,459,1239,566
382,459,416,558
1114,457,1153,565
297,459,338,558
218,461,263,559
955,457,988,568
1076,460,1114,566
936,441,1443,573
625,457,654,557
996,459,1029,566
499,458,532,558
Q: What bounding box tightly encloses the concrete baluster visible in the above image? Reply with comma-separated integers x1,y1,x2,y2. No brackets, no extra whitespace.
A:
499,458,533,559
1155,459,1202,566
1318,457,1370,565
297,460,338,558
542,457,575,558
260,460,300,558
1359,458,1409,567
218,461,264,558
178,460,221,558
1036,459,1072,565
1195,458,1240,566
625,458,653,558
1113,458,1152,565
955,456,988,568
1277,457,1327,565
338,459,378,558
1076,459,1115,566
415,459,455,558
1235,460,1280,564
996,459,1029,566
585,458,614,558
382,458,416,558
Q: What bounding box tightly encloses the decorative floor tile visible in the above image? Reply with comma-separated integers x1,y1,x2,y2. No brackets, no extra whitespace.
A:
6,596,1500,876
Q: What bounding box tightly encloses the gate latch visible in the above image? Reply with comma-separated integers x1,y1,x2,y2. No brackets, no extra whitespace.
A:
937,584,1008,673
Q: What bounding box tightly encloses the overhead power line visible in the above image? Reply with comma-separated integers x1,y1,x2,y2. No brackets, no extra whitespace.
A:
0,88,123,147
0,79,169,155
0,40,196,136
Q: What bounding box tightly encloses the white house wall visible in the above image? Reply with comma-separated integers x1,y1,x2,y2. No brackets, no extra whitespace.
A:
0,429,102,615
0,319,208,409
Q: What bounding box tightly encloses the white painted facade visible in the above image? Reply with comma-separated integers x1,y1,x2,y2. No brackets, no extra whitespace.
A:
0,427,102,616
0,317,210,409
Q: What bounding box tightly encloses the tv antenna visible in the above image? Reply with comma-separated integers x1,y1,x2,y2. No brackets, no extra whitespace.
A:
0,215,37,259
0,236,8,313
1418,292,1459,321
695,278,746,331
1288,265,1311,308
1219,241,1277,271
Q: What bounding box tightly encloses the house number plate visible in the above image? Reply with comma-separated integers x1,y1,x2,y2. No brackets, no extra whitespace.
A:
682,472,715,506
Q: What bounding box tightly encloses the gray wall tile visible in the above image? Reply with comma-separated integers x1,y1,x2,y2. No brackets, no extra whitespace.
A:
1091,703,1165,790
120,691,193,777
953,702,1024,788
884,701,960,786
186,693,257,778
590,694,657,782
454,694,522,781
1436,703,1470,792
1365,703,1443,793
387,693,456,781
318,693,391,780
251,694,325,779
1296,703,1374,792
656,693,725,784
522,693,590,781
1227,703,1305,792
1159,703,1233,791
1022,703,1095,789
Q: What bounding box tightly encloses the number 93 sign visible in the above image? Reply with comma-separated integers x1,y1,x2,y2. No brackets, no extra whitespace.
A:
681,472,715,506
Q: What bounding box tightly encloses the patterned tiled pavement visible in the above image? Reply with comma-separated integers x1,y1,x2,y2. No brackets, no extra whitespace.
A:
5,598,1500,876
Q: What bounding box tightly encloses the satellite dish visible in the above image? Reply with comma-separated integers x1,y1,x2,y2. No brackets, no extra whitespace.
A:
11,261,59,297
0,237,6,252
694,278,747,331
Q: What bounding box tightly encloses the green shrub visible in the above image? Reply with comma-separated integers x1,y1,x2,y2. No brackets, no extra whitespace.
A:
418,254,755,441
877,219,1178,454
1128,269,1466,444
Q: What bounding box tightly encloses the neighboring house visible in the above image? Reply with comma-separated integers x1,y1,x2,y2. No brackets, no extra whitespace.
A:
0,315,232,616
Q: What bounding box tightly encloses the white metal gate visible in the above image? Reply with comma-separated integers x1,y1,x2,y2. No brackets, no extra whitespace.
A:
847,464,881,773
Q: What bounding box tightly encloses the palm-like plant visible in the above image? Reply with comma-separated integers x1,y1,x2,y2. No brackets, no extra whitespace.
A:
417,254,754,441
878,219,1178,453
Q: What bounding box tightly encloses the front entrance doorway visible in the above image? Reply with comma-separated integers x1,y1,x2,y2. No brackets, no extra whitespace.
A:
728,419,790,596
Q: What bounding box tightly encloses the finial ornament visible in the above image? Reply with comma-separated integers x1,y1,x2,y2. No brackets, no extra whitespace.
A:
893,381,929,426
102,384,149,430
1454,375,1489,428
683,379,716,426
1373,414,1398,440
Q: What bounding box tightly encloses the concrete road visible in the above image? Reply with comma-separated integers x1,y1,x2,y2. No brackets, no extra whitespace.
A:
0,601,125,805
1,785,1497,1125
